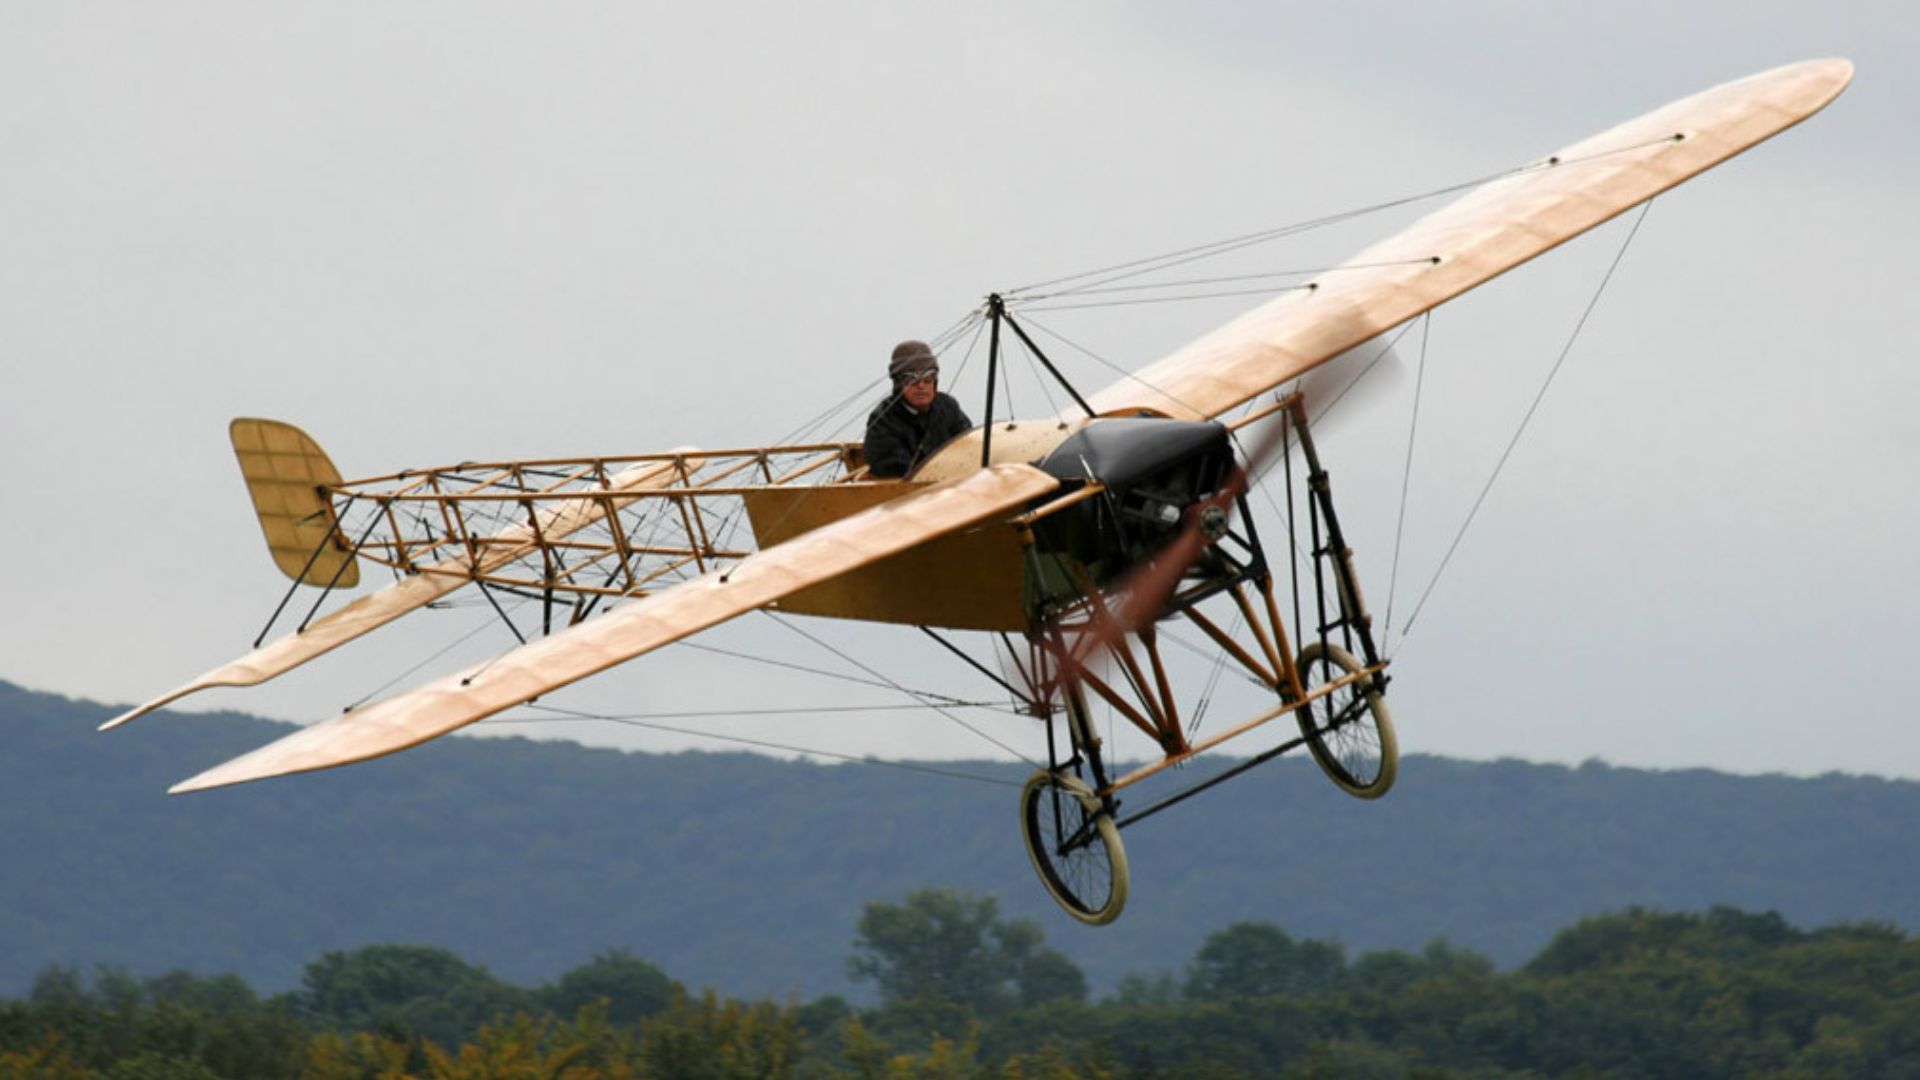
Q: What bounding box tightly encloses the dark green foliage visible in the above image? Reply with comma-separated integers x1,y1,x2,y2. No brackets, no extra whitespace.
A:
1016,948,1088,1006
538,948,678,1027
1349,938,1494,991
2,902,1920,1077
294,943,531,1047
847,887,1088,1051
848,888,1084,1015
0,967,307,1079
1184,922,1347,1001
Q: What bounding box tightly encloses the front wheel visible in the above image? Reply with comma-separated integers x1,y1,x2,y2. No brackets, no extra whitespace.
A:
1020,771,1129,925
1295,641,1398,799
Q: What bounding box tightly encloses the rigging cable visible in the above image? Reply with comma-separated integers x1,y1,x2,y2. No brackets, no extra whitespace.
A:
1004,133,1684,300
1014,324,1063,417
1398,199,1655,643
673,638,1000,710
1015,285,1314,313
763,611,1043,768
1015,314,1208,420
490,703,1022,788
340,599,534,711
1009,259,1437,304
1381,311,1432,649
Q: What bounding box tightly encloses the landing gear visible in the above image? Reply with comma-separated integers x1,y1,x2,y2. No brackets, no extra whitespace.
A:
1297,641,1398,799
1021,770,1128,926
1004,391,1396,924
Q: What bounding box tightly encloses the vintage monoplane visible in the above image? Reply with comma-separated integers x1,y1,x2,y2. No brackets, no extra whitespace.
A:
106,61,1850,924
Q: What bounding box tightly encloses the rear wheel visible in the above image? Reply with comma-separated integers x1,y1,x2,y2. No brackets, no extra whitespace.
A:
1296,641,1398,799
1021,771,1128,925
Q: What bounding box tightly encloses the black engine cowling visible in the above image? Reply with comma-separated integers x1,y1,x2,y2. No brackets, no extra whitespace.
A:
1026,417,1234,615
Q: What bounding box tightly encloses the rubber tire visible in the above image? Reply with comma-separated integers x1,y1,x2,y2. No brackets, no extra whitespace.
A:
1021,771,1129,926
1295,641,1399,799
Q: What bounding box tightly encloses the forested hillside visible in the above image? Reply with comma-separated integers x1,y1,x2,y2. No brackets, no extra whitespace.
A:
4,678,1916,1001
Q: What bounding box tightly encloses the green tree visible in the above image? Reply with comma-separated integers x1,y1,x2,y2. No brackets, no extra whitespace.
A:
1110,971,1179,1007
296,944,530,1048
1016,950,1087,1007
542,949,679,1027
848,889,1084,1018
1184,922,1346,1001
1349,939,1493,991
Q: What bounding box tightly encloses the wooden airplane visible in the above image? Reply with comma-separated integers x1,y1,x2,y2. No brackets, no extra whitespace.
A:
106,60,1851,924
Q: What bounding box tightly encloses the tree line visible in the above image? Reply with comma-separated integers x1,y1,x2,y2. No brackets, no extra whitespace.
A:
2,891,1916,1078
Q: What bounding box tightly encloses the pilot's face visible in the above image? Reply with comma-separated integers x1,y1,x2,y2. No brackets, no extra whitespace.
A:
901,369,938,412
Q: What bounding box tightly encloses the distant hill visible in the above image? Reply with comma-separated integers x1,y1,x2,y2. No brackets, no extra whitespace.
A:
4,678,1915,1000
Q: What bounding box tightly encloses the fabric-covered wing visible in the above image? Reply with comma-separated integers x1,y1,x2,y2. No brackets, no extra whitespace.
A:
1082,58,1853,422
102,455,693,731
168,463,1061,793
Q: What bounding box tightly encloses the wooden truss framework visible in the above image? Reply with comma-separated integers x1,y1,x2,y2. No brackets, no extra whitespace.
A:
275,442,875,640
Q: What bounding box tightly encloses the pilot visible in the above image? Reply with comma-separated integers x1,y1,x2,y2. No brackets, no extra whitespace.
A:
863,340,972,478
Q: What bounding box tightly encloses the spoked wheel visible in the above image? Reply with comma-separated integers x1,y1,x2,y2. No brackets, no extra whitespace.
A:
1296,641,1398,799
1021,771,1129,925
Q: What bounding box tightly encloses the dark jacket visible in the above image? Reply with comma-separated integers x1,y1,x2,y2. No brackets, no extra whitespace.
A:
863,392,972,478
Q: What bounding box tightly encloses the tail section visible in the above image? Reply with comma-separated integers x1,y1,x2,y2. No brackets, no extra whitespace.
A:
101,439,697,732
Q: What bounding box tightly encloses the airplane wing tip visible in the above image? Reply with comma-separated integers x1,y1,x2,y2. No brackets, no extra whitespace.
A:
169,761,277,795
99,676,241,732
168,768,226,795
100,693,183,732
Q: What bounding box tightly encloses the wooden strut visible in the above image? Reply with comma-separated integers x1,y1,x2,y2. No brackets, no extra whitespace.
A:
1031,577,1385,798
1102,661,1385,796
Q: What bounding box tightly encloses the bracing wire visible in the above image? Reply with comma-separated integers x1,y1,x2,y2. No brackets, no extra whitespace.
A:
939,310,992,418
1399,200,1655,641
1382,311,1432,649
1016,314,1208,419
673,638,995,708
1002,170,1521,297
1014,325,1063,417
1009,259,1437,304
763,611,1042,767
323,597,534,714
1004,133,1682,299
1015,284,1315,313
490,703,1023,787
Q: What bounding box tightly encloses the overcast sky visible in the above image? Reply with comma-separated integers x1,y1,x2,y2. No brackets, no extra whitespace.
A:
3,2,1913,782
